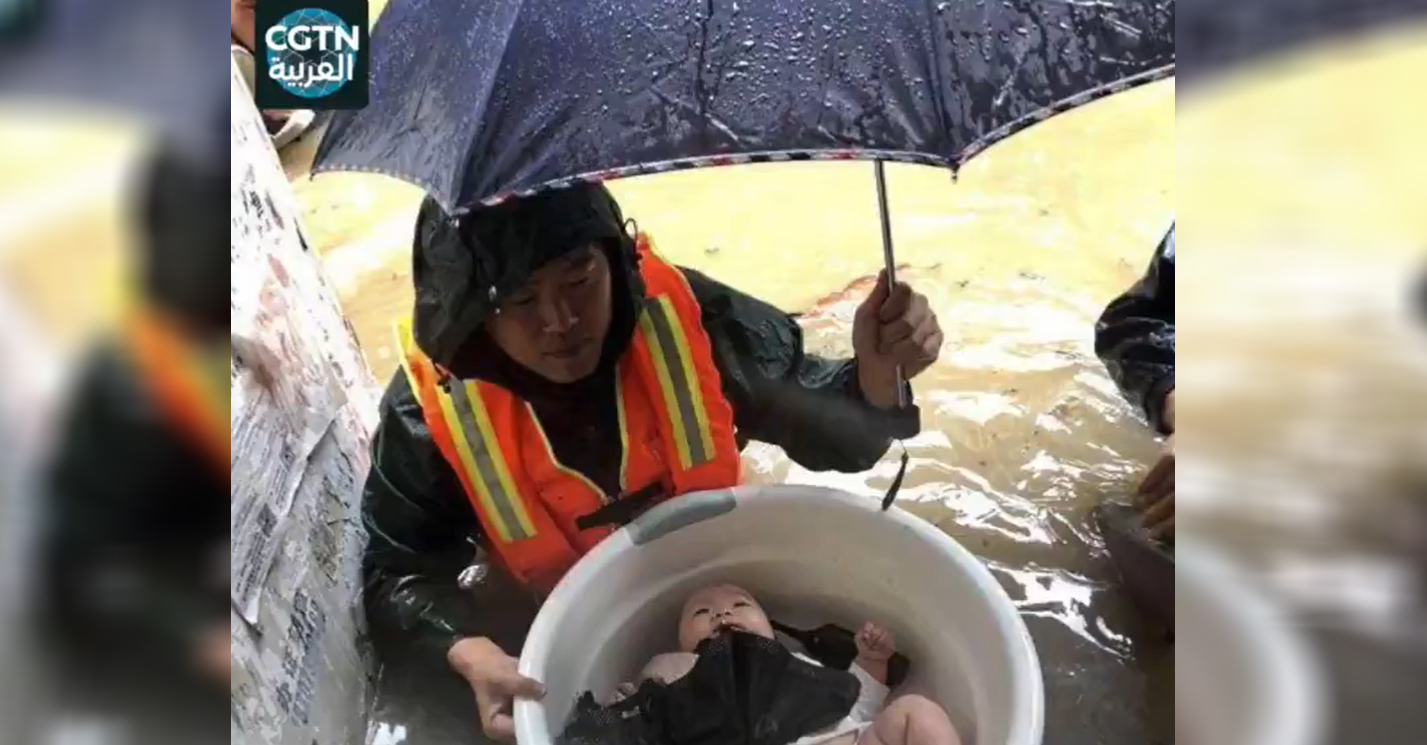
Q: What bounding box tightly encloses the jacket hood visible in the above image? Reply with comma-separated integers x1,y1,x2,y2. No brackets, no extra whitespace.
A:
411,182,643,369
134,142,228,336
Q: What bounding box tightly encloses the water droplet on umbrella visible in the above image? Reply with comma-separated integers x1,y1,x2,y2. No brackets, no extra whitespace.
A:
935,1,950,12
742,39,756,50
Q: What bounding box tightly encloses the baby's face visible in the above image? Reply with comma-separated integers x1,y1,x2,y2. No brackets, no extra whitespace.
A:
678,584,775,652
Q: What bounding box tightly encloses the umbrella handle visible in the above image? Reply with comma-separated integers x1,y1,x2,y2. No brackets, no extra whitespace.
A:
873,160,908,409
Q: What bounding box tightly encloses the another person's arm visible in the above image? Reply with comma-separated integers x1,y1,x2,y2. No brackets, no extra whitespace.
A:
1095,226,1176,537
680,268,920,473
42,347,226,683
1095,225,1176,434
362,373,544,740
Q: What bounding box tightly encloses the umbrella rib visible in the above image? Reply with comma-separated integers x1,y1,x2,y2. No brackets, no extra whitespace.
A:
454,0,531,209
919,0,958,162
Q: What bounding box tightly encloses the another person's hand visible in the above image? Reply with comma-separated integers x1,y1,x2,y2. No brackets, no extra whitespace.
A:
198,624,231,684
854,621,896,662
1137,390,1175,539
232,333,280,395
852,270,943,409
448,637,546,741
262,110,293,136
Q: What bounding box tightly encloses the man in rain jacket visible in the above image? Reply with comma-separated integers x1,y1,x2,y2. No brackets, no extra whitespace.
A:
362,183,944,740
39,139,229,735
1096,224,1175,537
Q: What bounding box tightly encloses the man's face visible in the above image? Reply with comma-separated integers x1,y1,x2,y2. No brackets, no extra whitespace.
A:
484,244,614,384
678,584,775,652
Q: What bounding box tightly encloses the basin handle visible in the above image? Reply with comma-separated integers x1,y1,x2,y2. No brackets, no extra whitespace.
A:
628,489,736,545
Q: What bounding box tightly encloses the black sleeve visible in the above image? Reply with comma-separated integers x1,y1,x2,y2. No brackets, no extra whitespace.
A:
680,267,920,473
1095,225,1176,434
41,346,226,672
361,372,531,663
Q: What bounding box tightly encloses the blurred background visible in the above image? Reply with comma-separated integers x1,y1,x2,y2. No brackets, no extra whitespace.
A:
3,1,1426,744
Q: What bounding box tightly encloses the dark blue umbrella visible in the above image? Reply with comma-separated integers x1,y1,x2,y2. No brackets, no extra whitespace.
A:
312,0,1174,214
314,0,1173,401
0,0,226,158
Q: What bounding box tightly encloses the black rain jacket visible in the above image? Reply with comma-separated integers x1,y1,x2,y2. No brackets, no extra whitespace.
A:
1096,224,1176,433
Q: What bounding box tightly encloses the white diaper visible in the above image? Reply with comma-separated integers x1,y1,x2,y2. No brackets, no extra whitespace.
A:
789,654,889,745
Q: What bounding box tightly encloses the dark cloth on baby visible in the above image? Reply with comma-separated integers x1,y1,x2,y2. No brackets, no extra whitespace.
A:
558,631,860,745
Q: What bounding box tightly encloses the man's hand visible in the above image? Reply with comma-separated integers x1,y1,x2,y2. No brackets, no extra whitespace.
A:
852,270,943,409
1138,390,1175,539
448,637,546,741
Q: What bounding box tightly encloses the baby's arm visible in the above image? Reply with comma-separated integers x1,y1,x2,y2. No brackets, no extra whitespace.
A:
640,651,699,684
852,622,894,685
848,622,896,722
608,652,697,703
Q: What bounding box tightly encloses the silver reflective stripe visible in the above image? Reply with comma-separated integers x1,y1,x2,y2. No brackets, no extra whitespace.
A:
643,298,710,466
445,380,533,541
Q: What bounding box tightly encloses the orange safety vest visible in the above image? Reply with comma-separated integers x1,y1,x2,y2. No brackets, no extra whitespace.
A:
397,234,742,594
121,306,232,474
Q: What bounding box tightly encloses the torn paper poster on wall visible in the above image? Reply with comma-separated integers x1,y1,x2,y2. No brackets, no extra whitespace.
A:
229,56,378,745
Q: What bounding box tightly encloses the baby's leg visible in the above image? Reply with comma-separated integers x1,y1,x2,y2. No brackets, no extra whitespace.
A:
856,695,961,745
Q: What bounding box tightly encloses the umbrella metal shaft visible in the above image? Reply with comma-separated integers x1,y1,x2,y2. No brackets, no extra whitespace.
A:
873,160,908,409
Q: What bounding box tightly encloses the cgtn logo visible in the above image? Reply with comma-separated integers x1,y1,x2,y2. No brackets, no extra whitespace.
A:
264,8,360,99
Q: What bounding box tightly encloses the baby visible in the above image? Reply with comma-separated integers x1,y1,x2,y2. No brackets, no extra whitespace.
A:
637,584,962,745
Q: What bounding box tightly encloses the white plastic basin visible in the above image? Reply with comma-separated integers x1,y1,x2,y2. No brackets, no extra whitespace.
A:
1175,543,1326,745
515,484,1044,745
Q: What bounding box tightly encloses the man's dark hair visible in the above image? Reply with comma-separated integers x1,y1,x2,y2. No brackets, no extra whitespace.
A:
132,142,228,336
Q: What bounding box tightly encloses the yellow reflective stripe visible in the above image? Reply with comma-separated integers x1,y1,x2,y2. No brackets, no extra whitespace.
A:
526,402,610,503
615,377,630,491
433,385,518,541
393,321,418,386
639,300,693,470
393,320,536,542
639,296,716,469
659,295,719,456
455,381,538,541
656,297,715,464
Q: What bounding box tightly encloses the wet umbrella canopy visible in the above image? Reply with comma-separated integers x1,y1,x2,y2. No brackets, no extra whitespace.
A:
0,0,225,157
313,0,1174,213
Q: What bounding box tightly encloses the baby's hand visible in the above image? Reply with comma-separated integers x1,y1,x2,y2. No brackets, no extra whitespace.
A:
607,681,638,704
855,621,895,662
